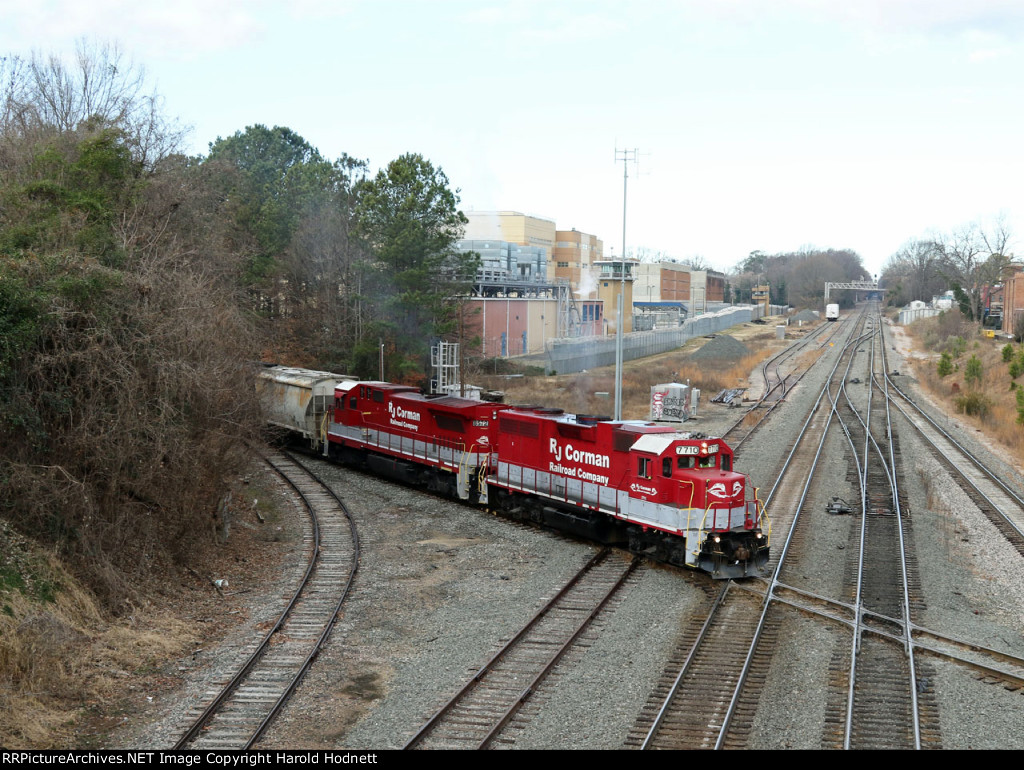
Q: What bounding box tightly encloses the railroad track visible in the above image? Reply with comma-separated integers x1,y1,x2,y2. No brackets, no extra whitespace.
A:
656,303,1024,745
627,317,867,750
404,548,638,750
173,450,359,750
634,308,943,750
724,319,843,452
884,382,1024,559
763,311,1024,749
832,313,926,749
627,581,777,749
759,579,1024,717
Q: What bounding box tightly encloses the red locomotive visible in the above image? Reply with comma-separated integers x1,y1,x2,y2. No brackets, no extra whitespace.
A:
259,366,769,578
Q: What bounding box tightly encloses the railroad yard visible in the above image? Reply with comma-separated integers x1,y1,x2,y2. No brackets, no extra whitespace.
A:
113,306,1024,750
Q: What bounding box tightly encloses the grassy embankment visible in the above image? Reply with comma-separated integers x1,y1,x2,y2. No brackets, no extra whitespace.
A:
905,311,1024,462
478,323,795,420
0,473,293,748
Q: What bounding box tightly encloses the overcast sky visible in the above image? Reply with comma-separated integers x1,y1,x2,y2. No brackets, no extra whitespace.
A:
2,0,1021,277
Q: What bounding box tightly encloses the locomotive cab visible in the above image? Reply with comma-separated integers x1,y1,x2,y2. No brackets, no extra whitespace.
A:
628,433,769,578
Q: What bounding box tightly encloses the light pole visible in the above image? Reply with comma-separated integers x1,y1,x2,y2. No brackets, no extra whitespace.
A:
614,147,637,420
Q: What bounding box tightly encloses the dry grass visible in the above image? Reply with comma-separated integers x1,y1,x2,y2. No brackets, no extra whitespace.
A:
0,462,301,749
479,328,785,420
0,539,197,748
906,317,1024,461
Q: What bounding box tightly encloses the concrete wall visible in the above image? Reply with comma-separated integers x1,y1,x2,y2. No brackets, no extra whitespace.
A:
898,307,941,325
546,305,766,374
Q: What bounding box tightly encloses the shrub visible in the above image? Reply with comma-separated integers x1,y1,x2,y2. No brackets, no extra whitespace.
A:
964,354,983,387
1003,344,1015,363
1011,361,1023,380
937,352,953,378
955,391,991,418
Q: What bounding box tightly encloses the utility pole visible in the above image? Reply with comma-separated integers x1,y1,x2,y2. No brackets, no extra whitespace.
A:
614,147,638,421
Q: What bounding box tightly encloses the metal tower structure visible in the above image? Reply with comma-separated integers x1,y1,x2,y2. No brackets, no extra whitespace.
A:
430,341,460,395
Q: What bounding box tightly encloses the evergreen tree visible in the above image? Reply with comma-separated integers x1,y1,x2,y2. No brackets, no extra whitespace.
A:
353,153,476,382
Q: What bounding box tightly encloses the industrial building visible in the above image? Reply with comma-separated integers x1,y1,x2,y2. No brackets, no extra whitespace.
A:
458,210,728,357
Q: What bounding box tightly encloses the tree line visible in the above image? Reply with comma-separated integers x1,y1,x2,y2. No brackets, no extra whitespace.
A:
729,247,869,309
880,216,1013,322
0,42,474,605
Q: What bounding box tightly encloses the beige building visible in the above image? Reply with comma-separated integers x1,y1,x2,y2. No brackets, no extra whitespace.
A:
464,212,557,279
553,228,603,290
633,262,693,303
465,213,607,287
687,269,727,311
594,259,636,334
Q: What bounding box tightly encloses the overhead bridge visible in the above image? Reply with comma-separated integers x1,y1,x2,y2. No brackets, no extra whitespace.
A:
825,281,879,301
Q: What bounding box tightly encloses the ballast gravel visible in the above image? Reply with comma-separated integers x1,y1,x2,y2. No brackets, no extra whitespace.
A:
113,316,1024,750
257,460,708,750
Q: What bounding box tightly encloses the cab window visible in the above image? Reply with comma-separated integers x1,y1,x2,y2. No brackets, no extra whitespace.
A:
677,456,695,470
662,458,673,478
721,454,732,471
698,455,715,469
638,457,651,479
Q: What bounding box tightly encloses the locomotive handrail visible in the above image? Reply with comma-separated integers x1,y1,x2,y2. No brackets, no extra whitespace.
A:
700,502,735,532
677,478,696,510
318,411,329,452
457,443,471,483
743,478,767,529
751,499,771,545
476,449,492,495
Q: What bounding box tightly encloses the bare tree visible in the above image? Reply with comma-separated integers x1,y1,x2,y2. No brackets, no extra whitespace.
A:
980,212,1014,258
936,217,1015,320
0,41,259,610
881,239,946,305
1,39,185,168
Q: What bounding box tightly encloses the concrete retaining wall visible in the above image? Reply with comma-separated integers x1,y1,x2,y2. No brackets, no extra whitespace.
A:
545,304,773,374
898,307,940,325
